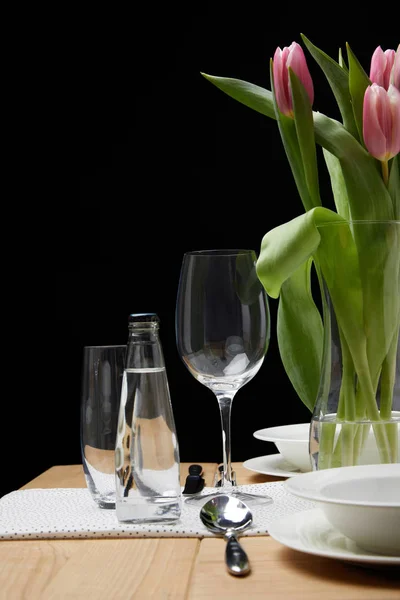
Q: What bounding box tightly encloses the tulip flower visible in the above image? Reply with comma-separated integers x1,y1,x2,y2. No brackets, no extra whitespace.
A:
363,83,400,163
273,42,314,117
390,45,399,89
369,46,396,90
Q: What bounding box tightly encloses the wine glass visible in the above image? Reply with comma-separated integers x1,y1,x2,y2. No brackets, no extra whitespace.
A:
175,249,272,508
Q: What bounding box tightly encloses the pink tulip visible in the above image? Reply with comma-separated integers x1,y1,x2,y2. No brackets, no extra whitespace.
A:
363,83,400,161
369,46,396,90
273,42,314,117
390,45,399,90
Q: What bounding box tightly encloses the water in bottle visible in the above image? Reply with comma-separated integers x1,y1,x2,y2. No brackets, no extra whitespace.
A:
115,313,182,522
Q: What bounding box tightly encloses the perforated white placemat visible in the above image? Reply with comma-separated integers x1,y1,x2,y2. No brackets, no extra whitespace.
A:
0,482,315,539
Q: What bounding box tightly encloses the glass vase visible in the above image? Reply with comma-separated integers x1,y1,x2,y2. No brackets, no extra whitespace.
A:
310,220,400,470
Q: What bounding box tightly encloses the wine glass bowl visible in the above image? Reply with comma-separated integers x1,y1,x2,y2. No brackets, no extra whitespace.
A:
176,249,272,507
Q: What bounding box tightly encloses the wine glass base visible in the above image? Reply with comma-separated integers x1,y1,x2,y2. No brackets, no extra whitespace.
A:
183,488,273,509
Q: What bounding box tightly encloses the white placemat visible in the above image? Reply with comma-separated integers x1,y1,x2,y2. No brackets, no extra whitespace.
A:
0,482,315,540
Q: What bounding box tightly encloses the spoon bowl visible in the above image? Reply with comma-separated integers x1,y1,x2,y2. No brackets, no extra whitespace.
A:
200,495,253,576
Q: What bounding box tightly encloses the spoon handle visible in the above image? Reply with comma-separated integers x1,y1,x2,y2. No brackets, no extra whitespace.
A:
225,532,251,576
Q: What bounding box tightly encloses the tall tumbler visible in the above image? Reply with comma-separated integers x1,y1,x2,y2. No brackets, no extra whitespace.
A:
80,345,126,508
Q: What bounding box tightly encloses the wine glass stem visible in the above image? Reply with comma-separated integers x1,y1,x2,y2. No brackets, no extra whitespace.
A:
216,392,235,487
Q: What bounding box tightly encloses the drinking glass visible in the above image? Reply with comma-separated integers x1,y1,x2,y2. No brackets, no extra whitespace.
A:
80,344,126,508
176,249,272,507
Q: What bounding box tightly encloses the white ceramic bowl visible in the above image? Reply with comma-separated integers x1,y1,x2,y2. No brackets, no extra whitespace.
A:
253,423,311,472
285,463,400,556
254,419,400,473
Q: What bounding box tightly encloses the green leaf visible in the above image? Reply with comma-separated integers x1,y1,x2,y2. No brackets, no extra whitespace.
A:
315,222,364,349
338,47,348,72
300,34,358,139
200,73,275,119
346,42,371,145
256,207,345,298
277,258,323,412
322,148,350,220
389,155,400,220
269,61,314,212
313,112,394,221
290,68,321,208
350,222,400,382
256,207,369,412
256,208,365,350
256,210,397,414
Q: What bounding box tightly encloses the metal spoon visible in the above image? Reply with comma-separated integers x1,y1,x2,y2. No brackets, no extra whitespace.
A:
200,494,253,576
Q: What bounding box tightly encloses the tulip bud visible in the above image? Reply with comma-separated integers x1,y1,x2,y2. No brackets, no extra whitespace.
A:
363,83,400,161
273,42,314,117
369,46,396,90
390,45,399,90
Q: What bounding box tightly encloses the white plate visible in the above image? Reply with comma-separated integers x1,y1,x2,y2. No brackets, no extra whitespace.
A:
243,454,302,478
268,508,400,567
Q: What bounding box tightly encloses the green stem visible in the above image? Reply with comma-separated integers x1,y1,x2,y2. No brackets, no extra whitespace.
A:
353,423,370,463
330,432,343,468
379,322,399,464
341,423,355,466
380,321,400,419
338,332,356,421
382,160,389,186
386,422,399,463
318,421,336,469
351,349,392,463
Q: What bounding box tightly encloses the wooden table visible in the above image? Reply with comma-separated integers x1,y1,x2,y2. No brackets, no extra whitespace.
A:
1,463,399,599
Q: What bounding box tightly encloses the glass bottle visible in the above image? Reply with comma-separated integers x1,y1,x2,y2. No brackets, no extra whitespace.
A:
115,313,182,522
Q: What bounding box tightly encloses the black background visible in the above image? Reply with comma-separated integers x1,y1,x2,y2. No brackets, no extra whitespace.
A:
4,5,398,498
